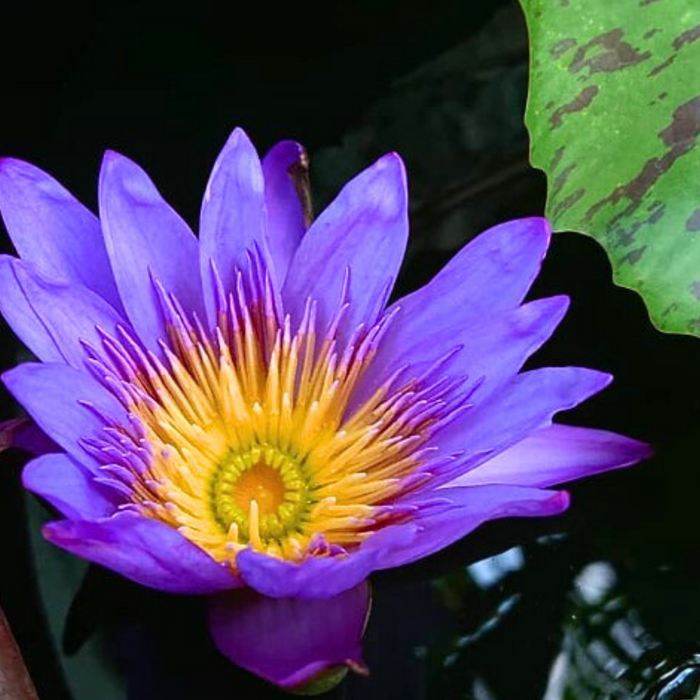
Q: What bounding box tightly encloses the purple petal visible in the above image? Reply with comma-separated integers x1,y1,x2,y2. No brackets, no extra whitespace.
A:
0,257,61,364
23,453,117,520
435,367,613,463
452,296,570,402
236,524,415,599
2,362,128,471
392,217,550,328
356,295,569,407
374,485,570,570
199,128,267,320
0,158,122,310
262,140,310,289
242,485,569,585
448,424,652,489
0,418,59,455
98,151,204,351
282,153,408,343
359,218,550,390
43,512,239,594
208,582,370,689
0,256,125,368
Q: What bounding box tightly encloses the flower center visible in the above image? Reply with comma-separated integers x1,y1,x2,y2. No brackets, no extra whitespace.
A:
211,445,312,545
231,463,286,515
83,258,467,566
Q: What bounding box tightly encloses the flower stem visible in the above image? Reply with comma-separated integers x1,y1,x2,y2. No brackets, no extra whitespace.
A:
0,605,40,700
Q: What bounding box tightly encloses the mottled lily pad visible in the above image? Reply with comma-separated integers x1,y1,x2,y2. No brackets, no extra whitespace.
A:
520,0,700,336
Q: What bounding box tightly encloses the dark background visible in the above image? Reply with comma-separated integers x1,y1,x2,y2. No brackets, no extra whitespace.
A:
0,2,698,699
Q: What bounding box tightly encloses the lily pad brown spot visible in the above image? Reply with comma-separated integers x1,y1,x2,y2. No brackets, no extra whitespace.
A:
569,29,651,75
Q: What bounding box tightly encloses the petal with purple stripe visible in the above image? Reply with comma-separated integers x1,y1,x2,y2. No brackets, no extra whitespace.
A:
357,295,570,407
199,128,268,320
283,153,408,344
389,217,551,331
435,367,613,464
359,218,551,392
208,582,369,690
43,512,238,594
448,424,652,489
0,256,125,368
374,485,570,570
262,140,309,289
446,296,570,403
99,151,204,351
3,362,128,471
0,257,63,364
0,158,122,310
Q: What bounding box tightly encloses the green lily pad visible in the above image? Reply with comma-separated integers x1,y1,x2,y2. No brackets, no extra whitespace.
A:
520,0,700,336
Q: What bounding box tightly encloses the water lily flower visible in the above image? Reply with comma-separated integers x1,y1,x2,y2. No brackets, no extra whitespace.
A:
0,128,650,691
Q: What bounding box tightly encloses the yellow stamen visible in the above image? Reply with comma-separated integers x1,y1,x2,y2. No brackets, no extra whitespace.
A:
94,282,451,569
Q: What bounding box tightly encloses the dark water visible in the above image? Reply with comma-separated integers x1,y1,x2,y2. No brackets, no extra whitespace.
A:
0,2,698,699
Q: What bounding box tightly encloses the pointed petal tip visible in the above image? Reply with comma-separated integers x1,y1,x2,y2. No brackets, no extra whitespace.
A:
494,216,552,256
450,424,653,491
523,215,552,247
20,460,36,491
529,293,571,322
263,139,307,167
535,216,552,256
41,518,65,542
41,518,82,549
99,150,130,195
549,293,571,311
1,364,24,392
276,139,305,156
636,439,655,461
0,156,29,177
533,215,552,232
524,214,552,235
380,150,405,166
205,126,264,202
229,125,251,142
598,371,615,390
220,127,258,158
100,149,145,181
0,158,58,192
572,368,615,406
361,151,408,217
99,150,146,191
546,294,571,324
0,155,124,311
377,150,407,180
608,433,655,464
100,149,122,168
568,367,615,397
551,489,571,513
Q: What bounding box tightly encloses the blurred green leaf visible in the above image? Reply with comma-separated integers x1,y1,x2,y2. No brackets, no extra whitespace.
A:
520,0,700,336
26,496,125,700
